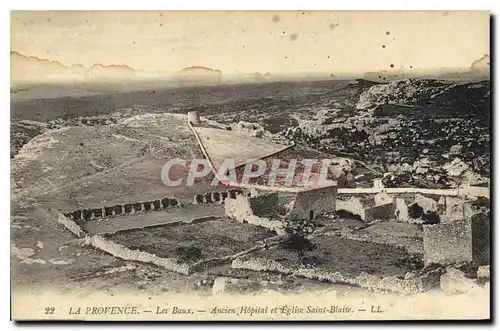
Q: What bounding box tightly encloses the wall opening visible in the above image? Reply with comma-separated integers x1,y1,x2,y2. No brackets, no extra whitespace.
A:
309,210,315,220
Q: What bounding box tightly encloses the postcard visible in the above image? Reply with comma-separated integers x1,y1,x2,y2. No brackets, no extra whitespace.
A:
10,10,490,321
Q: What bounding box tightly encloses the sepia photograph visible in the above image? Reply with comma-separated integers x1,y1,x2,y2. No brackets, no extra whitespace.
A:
9,8,491,321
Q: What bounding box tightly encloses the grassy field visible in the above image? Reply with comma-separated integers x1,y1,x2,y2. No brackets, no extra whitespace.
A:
107,219,276,261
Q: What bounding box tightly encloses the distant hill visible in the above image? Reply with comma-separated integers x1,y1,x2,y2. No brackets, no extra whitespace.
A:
176,66,222,86
11,51,136,85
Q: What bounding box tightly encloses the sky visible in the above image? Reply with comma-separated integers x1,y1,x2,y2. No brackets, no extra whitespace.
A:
10,10,490,78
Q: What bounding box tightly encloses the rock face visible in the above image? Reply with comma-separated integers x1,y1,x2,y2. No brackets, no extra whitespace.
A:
271,78,490,189
443,158,469,177
356,78,490,111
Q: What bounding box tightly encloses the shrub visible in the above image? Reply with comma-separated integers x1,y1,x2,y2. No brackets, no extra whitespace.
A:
175,246,202,263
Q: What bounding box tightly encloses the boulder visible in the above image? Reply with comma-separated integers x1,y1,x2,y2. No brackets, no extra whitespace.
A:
477,265,490,284
373,178,384,189
443,158,469,177
440,268,480,295
400,163,413,172
327,158,356,179
449,144,463,155
413,158,433,175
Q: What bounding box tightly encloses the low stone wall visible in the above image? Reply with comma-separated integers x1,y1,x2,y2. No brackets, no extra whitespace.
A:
90,235,192,275
192,188,243,205
324,228,424,254
57,212,85,238
232,257,442,294
189,215,220,224
224,194,285,234
190,234,284,273
58,208,282,275
63,197,181,224
89,232,283,275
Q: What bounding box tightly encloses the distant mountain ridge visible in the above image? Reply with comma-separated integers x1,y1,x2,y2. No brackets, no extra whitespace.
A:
11,51,136,85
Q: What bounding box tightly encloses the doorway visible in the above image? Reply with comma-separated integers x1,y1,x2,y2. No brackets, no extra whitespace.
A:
309,210,314,220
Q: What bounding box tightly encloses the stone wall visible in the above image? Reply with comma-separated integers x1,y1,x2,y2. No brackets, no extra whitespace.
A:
192,188,243,205
88,230,283,276
90,235,191,275
423,215,490,266
248,192,280,217
57,212,85,238
63,197,181,224
289,185,338,220
364,202,396,223
225,194,285,234
105,215,220,236
232,257,441,294
336,193,487,224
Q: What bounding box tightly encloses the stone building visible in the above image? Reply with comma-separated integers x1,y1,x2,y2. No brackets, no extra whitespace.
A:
288,185,338,220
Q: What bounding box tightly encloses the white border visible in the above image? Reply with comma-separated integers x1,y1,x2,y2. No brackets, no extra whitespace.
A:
5,0,495,10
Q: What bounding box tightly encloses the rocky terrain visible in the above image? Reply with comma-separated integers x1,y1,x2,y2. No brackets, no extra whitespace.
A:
205,78,490,188
11,78,490,189
9,77,491,308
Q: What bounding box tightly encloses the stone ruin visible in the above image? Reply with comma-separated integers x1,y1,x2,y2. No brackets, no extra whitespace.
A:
64,197,181,224
423,213,490,266
288,185,338,220
192,188,243,205
223,185,339,233
57,177,490,295
224,189,284,233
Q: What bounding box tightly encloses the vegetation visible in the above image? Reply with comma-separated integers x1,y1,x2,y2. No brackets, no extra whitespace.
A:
280,218,317,263
175,246,202,263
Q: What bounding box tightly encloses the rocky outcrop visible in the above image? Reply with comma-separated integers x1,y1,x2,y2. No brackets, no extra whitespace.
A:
356,79,490,111
10,120,48,158
10,113,130,158
273,79,489,189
